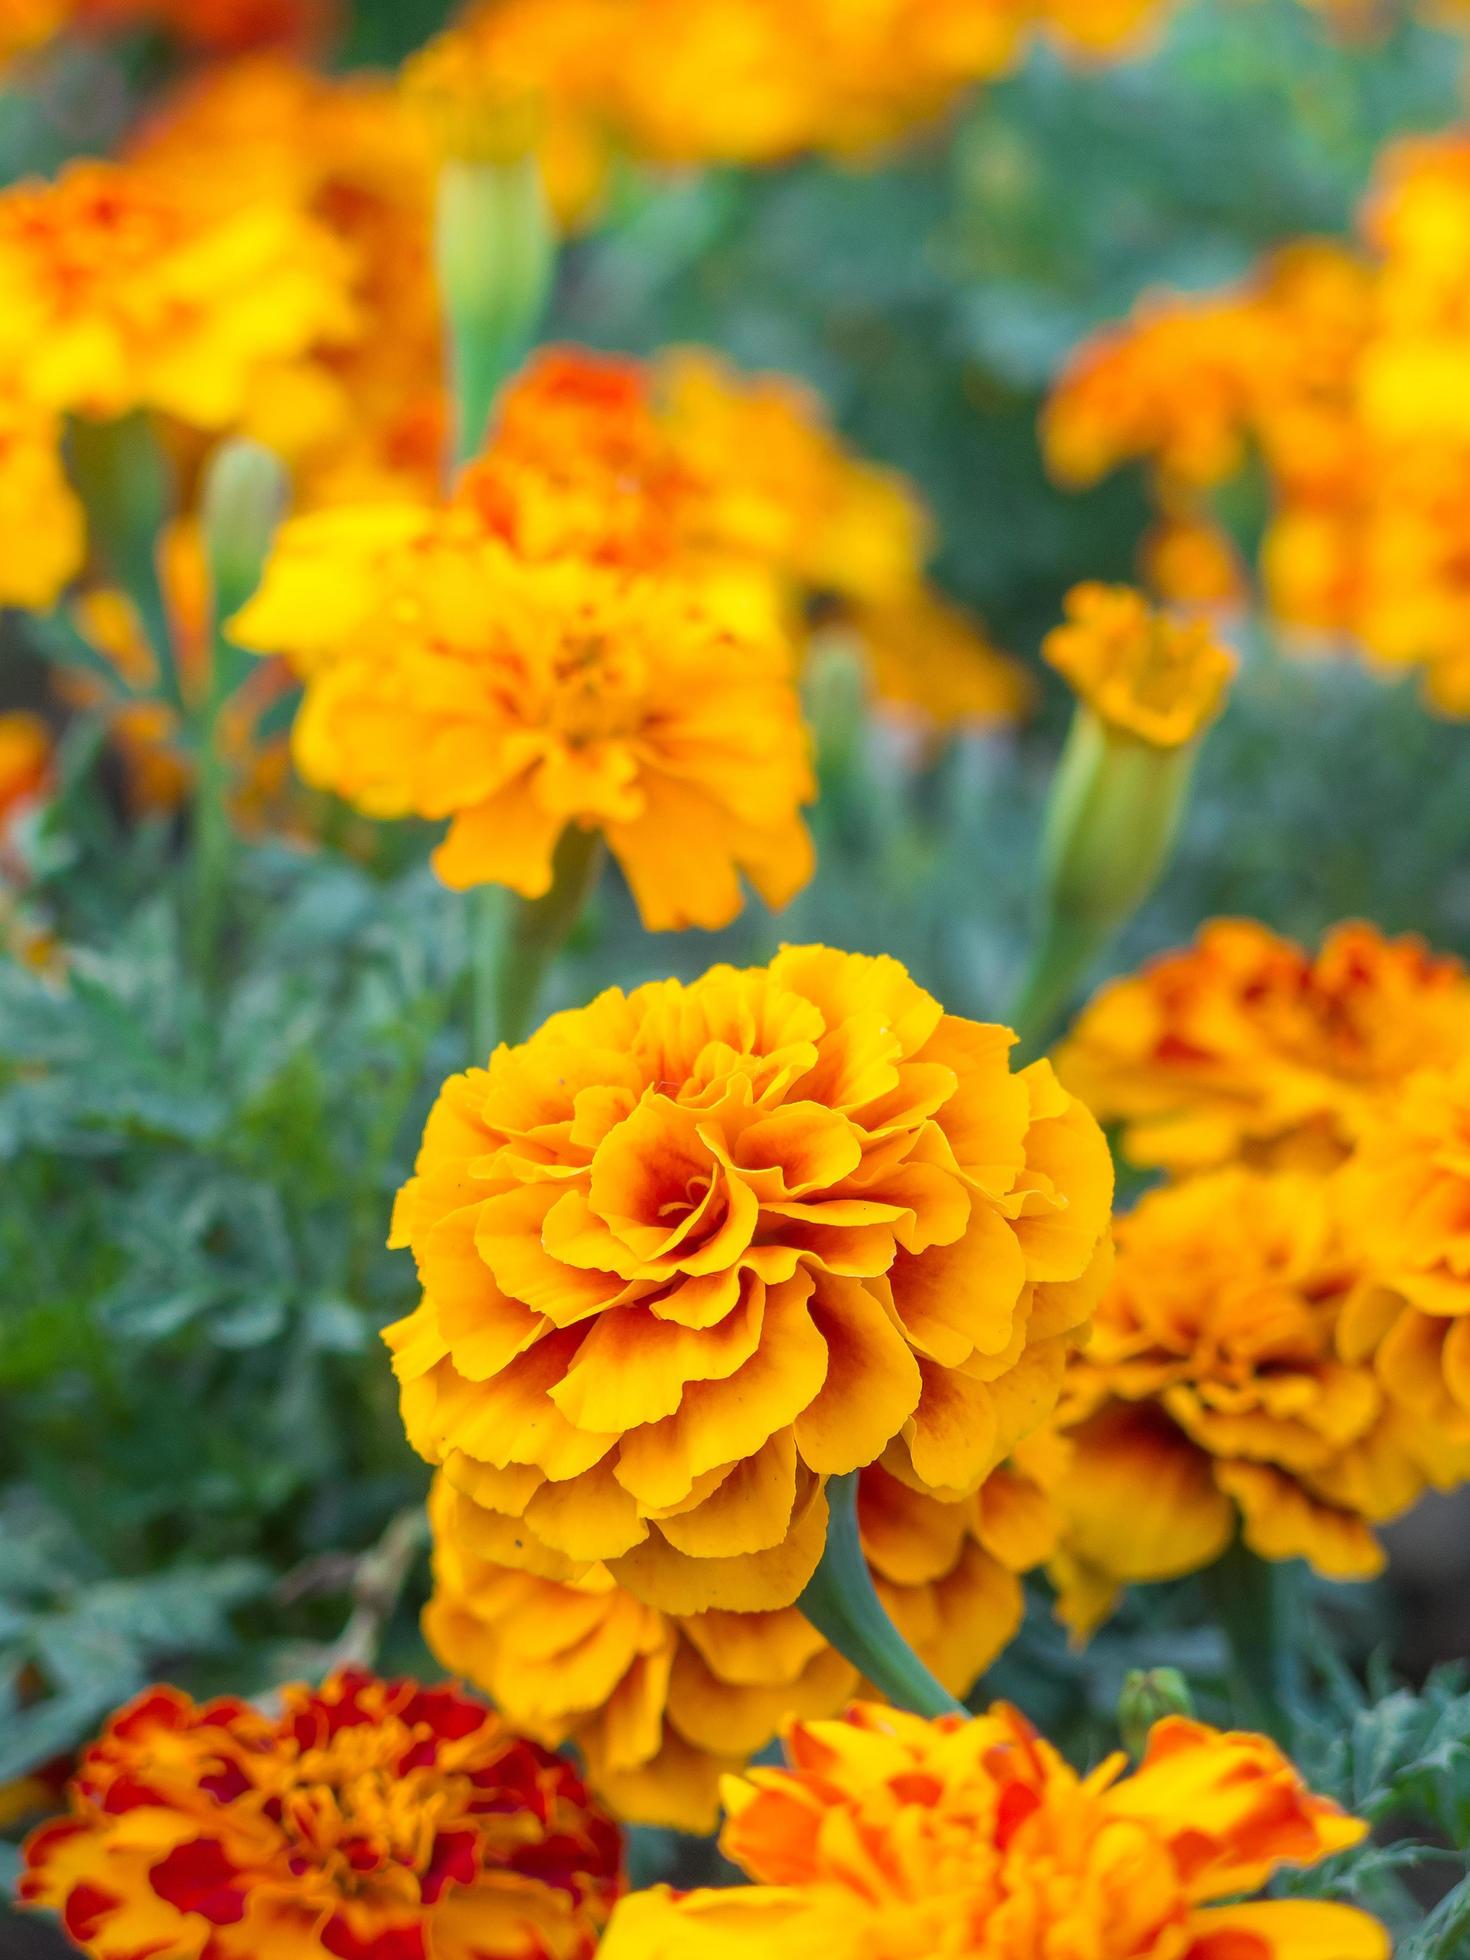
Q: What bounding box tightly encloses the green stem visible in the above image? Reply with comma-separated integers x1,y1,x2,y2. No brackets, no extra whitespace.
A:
68,413,182,714
799,1472,965,1719
1008,907,1108,1058
471,827,604,1058
1202,1539,1306,1744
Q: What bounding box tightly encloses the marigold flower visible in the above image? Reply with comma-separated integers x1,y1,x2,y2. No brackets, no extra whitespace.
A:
424,1440,1060,1830
0,157,356,433
1057,919,1470,1175
19,1668,624,1960
1043,582,1233,747
1050,1167,1434,1633
387,946,1114,1616
1338,1060,1470,1478
837,592,1035,731
599,1700,1387,1960
234,520,814,929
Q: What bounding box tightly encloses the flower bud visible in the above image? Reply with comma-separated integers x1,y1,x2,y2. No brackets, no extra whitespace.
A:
202,437,289,628
1119,1667,1196,1758
1011,584,1233,1049
403,28,556,468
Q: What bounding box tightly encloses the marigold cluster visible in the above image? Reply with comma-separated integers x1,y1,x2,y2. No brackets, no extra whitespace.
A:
1043,581,1234,745
387,947,1113,1632
425,1437,1061,1830
1057,918,1470,1174
19,1668,624,1960
1046,132,1470,715
600,1700,1388,1960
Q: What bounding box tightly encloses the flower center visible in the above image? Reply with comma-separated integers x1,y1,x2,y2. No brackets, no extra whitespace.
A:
271,1723,460,1891
546,632,644,745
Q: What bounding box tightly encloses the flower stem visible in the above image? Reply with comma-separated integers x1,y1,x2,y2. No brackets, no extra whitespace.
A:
799,1471,966,1719
470,827,603,1058
1202,1539,1306,1744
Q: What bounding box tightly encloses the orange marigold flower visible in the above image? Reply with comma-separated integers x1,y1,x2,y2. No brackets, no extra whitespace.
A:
840,591,1034,731
599,1700,1387,1960
19,1669,624,1960
0,157,356,429
233,519,814,929
1050,1167,1433,1634
1057,918,1470,1174
1338,1060,1470,1480
1043,582,1233,747
387,946,1114,1616
424,1440,1060,1831
462,345,930,607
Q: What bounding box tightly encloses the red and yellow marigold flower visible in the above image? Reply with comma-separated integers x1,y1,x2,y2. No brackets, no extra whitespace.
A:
387,946,1114,1617
425,1438,1061,1831
599,1700,1388,1960
1057,918,1470,1175
233,521,814,930
1050,1166,1434,1634
1338,1060,1470,1480
1043,582,1234,748
0,158,356,433
19,1668,623,1960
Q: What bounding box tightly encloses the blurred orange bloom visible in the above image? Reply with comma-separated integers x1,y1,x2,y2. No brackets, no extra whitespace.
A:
1057,918,1470,1174
1043,582,1233,746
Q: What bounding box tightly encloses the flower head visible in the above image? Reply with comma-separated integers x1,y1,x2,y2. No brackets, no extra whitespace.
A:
1338,1059,1470,1478
600,1700,1387,1960
20,1669,624,1960
1043,582,1233,747
388,946,1113,1616
425,1441,1059,1831
0,158,355,428
1051,1167,1431,1632
234,519,814,929
1057,919,1470,1174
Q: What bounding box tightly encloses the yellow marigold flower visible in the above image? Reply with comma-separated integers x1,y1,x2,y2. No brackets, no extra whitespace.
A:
0,157,356,429
1338,1060,1470,1479
1043,582,1234,747
234,519,814,929
0,712,53,846
1051,1167,1433,1634
19,1669,624,1960
0,392,84,611
386,946,1114,1615
599,1700,1387,1960
1057,918,1470,1174
425,1442,1060,1831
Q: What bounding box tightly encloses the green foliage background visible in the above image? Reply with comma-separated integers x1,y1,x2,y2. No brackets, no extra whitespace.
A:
3,0,1470,1949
